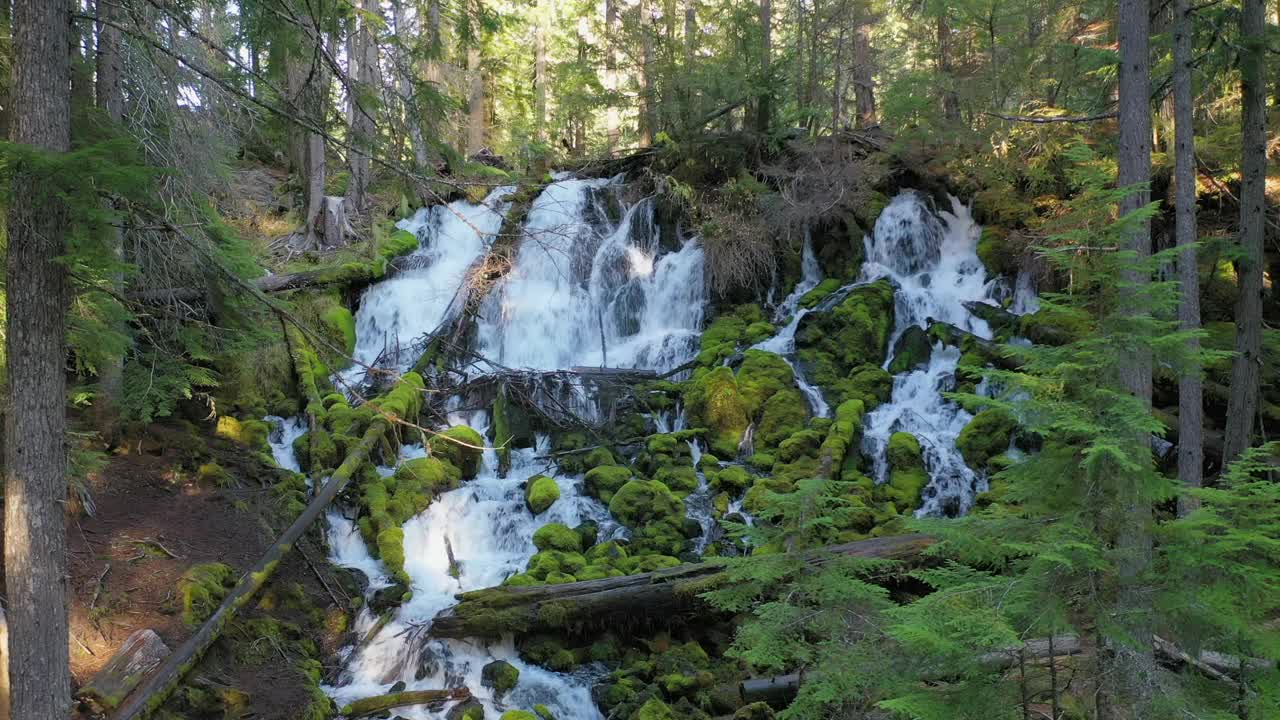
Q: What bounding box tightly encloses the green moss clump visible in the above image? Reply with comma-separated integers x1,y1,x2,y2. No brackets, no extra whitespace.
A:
196,462,234,487
377,527,407,582
956,408,1018,471
709,465,752,493
321,305,357,356
795,279,895,374
876,432,928,513
756,388,809,451
533,523,582,552
582,447,617,469
215,416,271,450
975,227,1017,278
585,465,633,503
799,278,843,308
482,659,520,696
697,315,746,366
499,712,537,720
684,366,749,457
379,228,421,260
634,698,678,720
534,703,556,720
744,321,776,344
396,456,459,495
819,399,865,480
887,325,934,375
654,465,699,496
525,475,561,515
178,562,237,627
843,364,893,410
734,701,777,720
608,480,687,555
736,350,797,417
429,425,485,479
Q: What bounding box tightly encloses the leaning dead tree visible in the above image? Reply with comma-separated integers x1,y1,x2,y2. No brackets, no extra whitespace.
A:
430,534,937,638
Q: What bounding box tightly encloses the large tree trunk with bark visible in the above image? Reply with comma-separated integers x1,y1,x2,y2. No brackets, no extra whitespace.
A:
755,0,772,133
5,1,72,718
391,0,431,172
95,0,126,439
937,10,959,122
467,38,485,154
347,0,380,212
534,0,549,144
1172,0,1202,515
853,19,876,126
1222,0,1266,465
604,0,620,149
430,534,936,638
1101,0,1157,716
640,0,657,145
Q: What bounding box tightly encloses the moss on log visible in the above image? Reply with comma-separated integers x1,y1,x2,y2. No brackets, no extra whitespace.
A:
430,534,936,638
340,688,472,717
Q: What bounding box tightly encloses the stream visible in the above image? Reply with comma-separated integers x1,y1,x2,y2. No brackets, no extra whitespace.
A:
263,179,1032,718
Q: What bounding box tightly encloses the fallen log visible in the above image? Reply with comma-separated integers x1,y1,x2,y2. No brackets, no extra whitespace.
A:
339,688,472,718
133,263,390,304
111,374,423,720
74,629,172,714
430,534,936,639
739,635,1084,705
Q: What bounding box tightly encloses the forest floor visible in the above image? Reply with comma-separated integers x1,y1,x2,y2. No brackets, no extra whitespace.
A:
64,422,346,718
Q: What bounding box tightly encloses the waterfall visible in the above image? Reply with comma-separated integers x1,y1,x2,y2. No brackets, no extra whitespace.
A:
858,192,998,517
473,177,705,374
340,187,514,387
322,176,707,719
752,232,833,418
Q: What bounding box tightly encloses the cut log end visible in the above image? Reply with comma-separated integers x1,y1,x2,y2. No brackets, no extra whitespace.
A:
75,629,171,713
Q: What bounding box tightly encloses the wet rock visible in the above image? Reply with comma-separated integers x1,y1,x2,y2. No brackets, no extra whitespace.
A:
481,659,520,697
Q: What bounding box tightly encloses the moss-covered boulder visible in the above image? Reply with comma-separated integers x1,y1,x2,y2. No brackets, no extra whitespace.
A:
736,350,796,417
799,278,843,309
430,425,485,479
842,364,893,410
608,480,686,555
654,465,699,496
819,399,865,479
887,325,934,375
532,523,582,552
585,465,633,504
684,367,750,457
734,702,777,720
482,660,520,697
696,304,768,366
876,432,928,513
956,408,1018,471
976,227,1017,278
215,416,271,450
632,697,678,720
395,456,460,496
525,475,561,515
499,711,537,720
756,388,809,451
795,279,895,386
708,465,752,493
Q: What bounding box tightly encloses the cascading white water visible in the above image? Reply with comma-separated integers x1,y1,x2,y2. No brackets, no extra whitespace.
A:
329,437,614,719
340,187,514,388
752,232,833,418
858,191,999,517
473,177,705,374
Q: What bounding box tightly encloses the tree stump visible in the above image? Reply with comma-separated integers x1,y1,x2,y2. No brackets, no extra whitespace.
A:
75,629,171,713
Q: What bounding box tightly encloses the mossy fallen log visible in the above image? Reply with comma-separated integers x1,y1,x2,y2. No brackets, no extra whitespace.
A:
340,688,472,717
430,534,936,639
111,375,424,720
133,263,391,304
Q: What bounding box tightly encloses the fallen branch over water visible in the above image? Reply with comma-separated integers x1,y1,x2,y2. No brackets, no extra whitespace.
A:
430,534,937,638
340,688,472,717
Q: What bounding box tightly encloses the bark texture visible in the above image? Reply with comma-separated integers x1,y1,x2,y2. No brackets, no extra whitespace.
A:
96,0,126,438
347,0,380,211
853,21,876,126
1102,0,1156,715
5,1,72,718
640,0,657,144
1222,0,1266,465
1172,0,1202,515
755,0,772,132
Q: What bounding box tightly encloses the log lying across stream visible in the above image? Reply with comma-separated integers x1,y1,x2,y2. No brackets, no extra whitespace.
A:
430,534,937,639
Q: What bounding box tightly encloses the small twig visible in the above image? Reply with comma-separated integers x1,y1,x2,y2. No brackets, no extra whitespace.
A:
983,110,1118,124
92,562,112,610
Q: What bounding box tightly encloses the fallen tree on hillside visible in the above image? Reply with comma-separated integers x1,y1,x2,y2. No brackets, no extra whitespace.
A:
430,534,937,638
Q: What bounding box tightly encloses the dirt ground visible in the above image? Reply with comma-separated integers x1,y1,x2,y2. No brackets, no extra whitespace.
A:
65,422,349,719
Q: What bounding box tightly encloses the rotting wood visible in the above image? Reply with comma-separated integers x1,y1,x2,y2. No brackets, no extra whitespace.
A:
111,394,405,720
430,534,937,638
339,688,472,718
74,629,171,714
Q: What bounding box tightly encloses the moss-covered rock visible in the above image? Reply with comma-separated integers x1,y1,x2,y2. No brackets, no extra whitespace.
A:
887,325,934,375
482,660,520,697
795,279,895,389
583,447,617,470
430,425,485,479
321,305,357,356
956,408,1018,471
736,350,796,417
499,712,537,720
525,475,561,515
876,432,928,513
684,367,749,457
799,278,843,309
608,480,687,555
734,702,777,720
215,416,271,450
976,227,1017,278
395,456,460,495
585,465,633,504
708,465,752,493
532,523,582,552
632,697,678,720
756,388,809,451
654,465,699,496
819,399,865,479
842,364,893,410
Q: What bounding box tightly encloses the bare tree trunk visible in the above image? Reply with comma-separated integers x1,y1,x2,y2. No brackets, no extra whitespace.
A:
805,0,820,132
1100,0,1156,716
391,0,430,171
1222,0,1266,465
853,19,876,126
640,0,656,145
604,0,620,149
95,0,125,439
347,0,379,211
6,2,72,720
937,10,959,122
0,607,8,720
755,0,771,133
533,0,548,144
1172,0,1202,515
832,25,845,129
467,44,485,154
681,0,696,126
